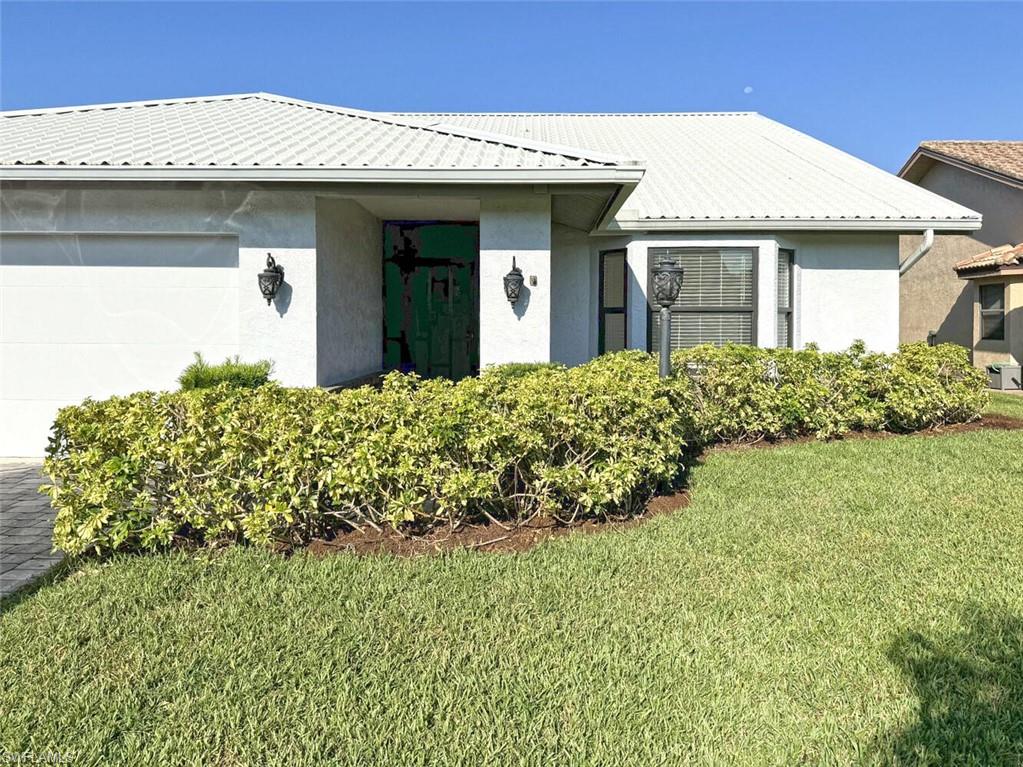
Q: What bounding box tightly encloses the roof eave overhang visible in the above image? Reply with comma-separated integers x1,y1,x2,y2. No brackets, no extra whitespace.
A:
899,148,1023,191
897,149,931,182
957,264,1023,280
590,179,641,234
604,217,983,233
0,165,646,185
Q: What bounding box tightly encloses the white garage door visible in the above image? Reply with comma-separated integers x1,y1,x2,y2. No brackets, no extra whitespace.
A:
1,233,240,456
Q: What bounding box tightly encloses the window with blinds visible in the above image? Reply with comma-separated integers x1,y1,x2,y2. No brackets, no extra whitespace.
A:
648,247,756,351
599,250,627,353
777,249,794,348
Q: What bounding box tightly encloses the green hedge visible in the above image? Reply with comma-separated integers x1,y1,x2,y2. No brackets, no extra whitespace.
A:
673,341,988,441
43,343,986,556
45,352,688,555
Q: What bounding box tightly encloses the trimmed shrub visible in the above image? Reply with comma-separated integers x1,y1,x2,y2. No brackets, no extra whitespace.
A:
45,352,689,555
482,362,566,381
178,353,273,391
879,342,989,431
672,341,987,441
43,343,986,556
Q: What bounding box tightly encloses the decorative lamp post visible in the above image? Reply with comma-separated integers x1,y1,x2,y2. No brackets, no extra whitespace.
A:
258,254,284,305
651,260,684,377
503,257,525,305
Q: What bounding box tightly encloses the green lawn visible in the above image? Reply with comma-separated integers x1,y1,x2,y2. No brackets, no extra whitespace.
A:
3,421,1023,765
987,391,1023,420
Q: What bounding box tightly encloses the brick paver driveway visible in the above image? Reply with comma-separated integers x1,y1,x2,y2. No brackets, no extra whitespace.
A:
1,460,61,599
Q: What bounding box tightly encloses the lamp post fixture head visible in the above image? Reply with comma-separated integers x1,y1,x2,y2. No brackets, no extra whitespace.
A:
652,260,684,378
258,254,284,306
651,260,684,308
503,257,525,305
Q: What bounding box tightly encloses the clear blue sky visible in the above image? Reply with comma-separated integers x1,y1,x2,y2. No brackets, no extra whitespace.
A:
2,1,1020,172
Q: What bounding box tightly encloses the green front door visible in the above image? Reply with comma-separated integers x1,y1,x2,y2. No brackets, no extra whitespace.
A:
383,222,479,380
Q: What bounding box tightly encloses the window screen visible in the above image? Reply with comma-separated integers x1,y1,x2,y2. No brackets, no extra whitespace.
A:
649,247,755,351
980,283,1005,341
599,250,627,353
777,249,794,348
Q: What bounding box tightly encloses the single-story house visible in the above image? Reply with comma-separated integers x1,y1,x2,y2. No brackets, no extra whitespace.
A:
953,243,1023,376
898,140,1023,351
0,93,981,456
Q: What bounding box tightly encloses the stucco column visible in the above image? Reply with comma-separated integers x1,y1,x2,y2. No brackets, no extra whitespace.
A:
479,194,552,367
756,240,779,348
625,240,649,351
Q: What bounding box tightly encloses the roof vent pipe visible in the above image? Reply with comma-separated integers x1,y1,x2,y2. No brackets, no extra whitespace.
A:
899,229,934,276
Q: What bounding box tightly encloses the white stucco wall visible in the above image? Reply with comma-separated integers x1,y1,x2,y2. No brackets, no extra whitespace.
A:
780,233,899,352
479,194,552,367
0,185,318,455
550,223,594,366
623,239,649,351
315,197,382,385
1,185,319,382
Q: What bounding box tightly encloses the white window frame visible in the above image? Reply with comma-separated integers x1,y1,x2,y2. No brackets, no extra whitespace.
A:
777,248,795,348
624,235,780,350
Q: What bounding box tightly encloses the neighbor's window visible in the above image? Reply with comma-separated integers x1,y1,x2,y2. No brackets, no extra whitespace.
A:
599,250,628,353
777,249,794,348
649,247,755,351
980,283,1006,341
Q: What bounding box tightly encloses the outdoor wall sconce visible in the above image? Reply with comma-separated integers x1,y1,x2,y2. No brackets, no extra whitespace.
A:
503,257,525,305
258,254,284,305
651,260,685,377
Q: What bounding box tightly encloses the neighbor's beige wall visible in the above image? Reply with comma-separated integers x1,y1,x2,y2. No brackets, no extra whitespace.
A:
899,163,1023,350
968,274,1023,368
900,232,981,348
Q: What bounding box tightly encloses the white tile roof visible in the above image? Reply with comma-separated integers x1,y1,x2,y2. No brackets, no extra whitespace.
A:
0,93,630,171
397,112,982,229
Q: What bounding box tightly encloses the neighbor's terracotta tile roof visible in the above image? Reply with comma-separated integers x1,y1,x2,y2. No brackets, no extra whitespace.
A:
921,141,1023,182
954,243,1023,273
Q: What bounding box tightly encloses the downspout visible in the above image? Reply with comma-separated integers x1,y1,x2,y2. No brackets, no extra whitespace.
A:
899,229,934,275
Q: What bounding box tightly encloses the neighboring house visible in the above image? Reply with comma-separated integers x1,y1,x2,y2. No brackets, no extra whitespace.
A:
0,93,980,456
953,243,1023,371
898,141,1023,350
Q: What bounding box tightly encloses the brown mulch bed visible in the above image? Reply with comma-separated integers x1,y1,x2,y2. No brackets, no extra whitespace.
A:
307,489,691,558
305,414,1023,559
706,413,1023,453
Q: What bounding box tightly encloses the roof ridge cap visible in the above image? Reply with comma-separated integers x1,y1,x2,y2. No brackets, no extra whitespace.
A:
1,92,640,167
229,93,641,166
391,110,758,117
922,139,1023,144
0,92,262,118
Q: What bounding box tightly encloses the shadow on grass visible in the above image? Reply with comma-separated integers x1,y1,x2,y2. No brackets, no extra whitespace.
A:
876,608,1023,765
0,558,73,614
